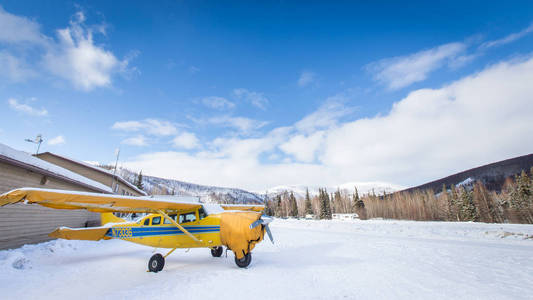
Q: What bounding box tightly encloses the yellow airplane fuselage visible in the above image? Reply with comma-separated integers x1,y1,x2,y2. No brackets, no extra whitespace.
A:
106,211,223,249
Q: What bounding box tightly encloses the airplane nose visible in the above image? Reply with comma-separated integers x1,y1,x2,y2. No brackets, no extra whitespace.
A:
249,216,274,244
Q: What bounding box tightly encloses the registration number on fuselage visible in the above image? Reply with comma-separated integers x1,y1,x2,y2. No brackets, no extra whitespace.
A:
112,227,132,238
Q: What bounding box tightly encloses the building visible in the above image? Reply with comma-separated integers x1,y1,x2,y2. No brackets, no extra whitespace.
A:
332,213,359,220
0,144,113,250
35,152,147,197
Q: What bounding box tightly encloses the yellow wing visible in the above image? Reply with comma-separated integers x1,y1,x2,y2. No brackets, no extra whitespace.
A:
220,204,265,212
0,188,201,213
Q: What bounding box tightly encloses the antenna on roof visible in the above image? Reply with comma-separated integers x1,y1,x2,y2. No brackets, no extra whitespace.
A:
25,134,44,155
112,148,120,193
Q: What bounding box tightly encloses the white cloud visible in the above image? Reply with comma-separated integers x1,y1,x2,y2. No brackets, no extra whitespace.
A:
298,71,316,87
0,6,47,45
48,135,65,145
111,120,144,131
201,96,235,110
122,135,148,146
207,116,268,135
481,23,533,49
173,132,200,149
295,96,355,133
43,12,130,90
279,131,325,163
121,56,533,191
368,42,467,89
0,51,38,82
7,98,48,116
0,7,134,90
112,119,177,136
233,88,269,110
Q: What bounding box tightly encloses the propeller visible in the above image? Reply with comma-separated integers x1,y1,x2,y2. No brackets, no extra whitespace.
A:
250,216,274,244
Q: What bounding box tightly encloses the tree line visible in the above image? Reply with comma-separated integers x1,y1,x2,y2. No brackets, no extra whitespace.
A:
264,187,366,220
264,167,533,224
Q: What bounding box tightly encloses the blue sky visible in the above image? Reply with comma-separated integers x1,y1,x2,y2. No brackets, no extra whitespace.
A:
1,1,533,191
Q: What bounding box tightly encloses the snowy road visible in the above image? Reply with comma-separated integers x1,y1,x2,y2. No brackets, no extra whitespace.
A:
1,219,532,300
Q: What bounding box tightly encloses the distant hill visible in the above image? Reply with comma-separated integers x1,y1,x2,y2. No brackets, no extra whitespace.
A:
117,168,264,204
400,154,533,193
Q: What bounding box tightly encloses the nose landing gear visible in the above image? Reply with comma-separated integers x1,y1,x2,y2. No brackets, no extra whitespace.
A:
234,252,252,268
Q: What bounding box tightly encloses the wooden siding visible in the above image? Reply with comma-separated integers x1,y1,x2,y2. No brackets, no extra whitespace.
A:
0,161,100,250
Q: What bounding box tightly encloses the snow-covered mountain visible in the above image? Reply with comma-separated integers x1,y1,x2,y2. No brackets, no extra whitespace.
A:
114,166,402,203
117,168,264,204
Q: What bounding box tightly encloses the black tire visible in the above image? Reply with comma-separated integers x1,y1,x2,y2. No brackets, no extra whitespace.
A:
234,252,252,268
148,253,165,273
211,246,223,257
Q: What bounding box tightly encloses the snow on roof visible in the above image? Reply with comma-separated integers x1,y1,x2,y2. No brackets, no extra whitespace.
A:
0,144,112,193
37,152,147,196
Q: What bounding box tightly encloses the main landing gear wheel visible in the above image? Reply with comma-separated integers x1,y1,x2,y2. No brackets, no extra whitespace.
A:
148,253,165,273
211,246,223,257
234,252,252,268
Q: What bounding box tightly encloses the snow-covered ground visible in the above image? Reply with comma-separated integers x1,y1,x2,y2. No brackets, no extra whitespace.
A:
1,219,532,299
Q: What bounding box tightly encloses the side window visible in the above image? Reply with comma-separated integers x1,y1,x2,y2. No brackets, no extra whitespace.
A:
163,214,177,224
198,207,207,220
152,216,161,225
143,218,150,226
179,212,196,224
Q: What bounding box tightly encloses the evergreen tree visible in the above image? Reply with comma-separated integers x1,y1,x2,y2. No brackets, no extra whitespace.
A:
510,170,533,223
459,186,477,221
264,193,274,216
304,188,313,215
289,192,298,217
351,187,363,212
449,184,460,221
318,189,327,219
351,187,366,219
325,191,332,219
275,195,282,217
334,188,342,213
135,171,144,191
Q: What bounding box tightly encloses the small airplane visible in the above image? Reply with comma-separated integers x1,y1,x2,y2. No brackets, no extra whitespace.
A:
0,188,274,272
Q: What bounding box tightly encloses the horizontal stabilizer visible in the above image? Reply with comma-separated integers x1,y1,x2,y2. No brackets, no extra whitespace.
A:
48,227,110,241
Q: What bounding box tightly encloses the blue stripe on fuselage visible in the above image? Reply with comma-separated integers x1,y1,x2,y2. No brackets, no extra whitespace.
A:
106,225,220,238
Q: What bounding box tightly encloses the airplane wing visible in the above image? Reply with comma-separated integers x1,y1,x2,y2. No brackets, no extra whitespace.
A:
0,188,201,213
220,204,265,212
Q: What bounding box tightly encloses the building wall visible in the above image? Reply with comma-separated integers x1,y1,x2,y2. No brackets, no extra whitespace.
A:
36,153,143,196
0,161,101,250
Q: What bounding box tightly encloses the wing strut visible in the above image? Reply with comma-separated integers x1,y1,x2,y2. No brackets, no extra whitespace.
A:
157,209,202,243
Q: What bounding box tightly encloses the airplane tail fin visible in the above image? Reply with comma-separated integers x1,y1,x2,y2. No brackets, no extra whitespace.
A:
101,212,126,225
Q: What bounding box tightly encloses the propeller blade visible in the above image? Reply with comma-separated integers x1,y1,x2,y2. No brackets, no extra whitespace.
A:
250,216,274,244
265,224,274,244
250,219,262,229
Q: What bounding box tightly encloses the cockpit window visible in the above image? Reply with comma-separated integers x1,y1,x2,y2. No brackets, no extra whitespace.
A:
143,218,149,226
152,216,161,225
163,214,177,224
179,212,196,224
198,207,207,220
